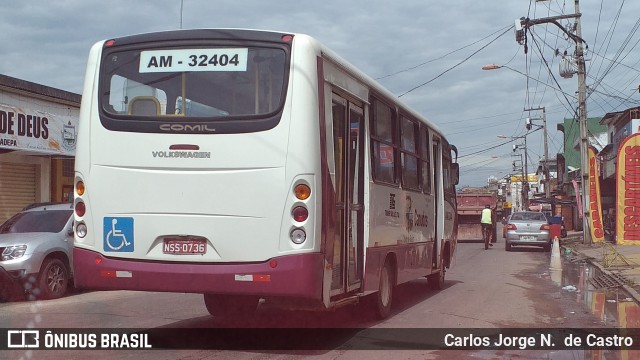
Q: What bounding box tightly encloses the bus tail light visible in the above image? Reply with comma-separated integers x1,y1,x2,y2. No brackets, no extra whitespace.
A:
294,184,311,200
76,222,87,238
76,181,85,196
290,228,306,244
101,270,116,278
75,201,86,217
292,206,308,222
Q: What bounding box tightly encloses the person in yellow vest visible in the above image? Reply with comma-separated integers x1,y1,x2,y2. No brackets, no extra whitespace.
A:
481,204,494,248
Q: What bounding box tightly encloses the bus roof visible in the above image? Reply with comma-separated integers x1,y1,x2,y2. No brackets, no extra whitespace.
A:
100,28,446,139
310,36,445,138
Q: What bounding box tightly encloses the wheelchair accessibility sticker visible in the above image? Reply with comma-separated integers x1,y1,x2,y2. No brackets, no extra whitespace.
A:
104,217,134,252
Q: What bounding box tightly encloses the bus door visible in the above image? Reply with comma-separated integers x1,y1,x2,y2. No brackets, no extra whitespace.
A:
330,93,364,295
432,137,442,268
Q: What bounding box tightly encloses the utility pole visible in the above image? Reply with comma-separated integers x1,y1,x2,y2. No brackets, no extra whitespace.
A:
525,107,550,198
574,0,592,245
523,135,528,208
513,138,529,210
516,153,525,211
519,0,591,244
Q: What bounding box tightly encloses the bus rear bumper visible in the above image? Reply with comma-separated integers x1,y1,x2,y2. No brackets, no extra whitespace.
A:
73,248,323,299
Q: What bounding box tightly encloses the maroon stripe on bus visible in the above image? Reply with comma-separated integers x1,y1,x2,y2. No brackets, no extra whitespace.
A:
73,247,324,299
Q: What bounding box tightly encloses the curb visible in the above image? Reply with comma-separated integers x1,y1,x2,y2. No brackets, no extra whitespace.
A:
560,243,640,305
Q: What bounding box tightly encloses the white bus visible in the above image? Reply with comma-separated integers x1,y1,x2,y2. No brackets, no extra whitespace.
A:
73,29,459,319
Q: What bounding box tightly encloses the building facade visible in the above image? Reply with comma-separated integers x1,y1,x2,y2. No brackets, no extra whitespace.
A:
554,117,606,231
599,106,640,243
0,74,80,223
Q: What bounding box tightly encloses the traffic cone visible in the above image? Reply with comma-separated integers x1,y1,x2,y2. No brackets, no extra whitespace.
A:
550,236,562,286
551,236,560,258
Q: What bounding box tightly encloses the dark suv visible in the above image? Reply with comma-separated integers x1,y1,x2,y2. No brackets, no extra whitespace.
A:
0,203,74,300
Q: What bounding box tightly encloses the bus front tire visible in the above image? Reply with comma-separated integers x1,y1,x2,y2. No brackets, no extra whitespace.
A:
374,260,394,319
427,259,445,290
204,294,258,318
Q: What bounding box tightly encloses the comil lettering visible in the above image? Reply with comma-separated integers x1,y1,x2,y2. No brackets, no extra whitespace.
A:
623,145,640,240
0,110,49,139
159,123,216,133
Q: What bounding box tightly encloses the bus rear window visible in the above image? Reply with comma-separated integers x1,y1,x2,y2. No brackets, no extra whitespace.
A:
100,46,288,121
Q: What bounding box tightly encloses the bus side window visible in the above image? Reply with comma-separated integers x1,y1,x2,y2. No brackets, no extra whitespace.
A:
400,115,419,190
371,98,396,184
421,127,432,194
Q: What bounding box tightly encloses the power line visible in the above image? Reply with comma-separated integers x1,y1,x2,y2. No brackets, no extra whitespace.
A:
589,0,605,74
375,24,513,81
530,33,579,119
589,12,640,99
590,0,625,87
398,26,513,98
458,139,516,159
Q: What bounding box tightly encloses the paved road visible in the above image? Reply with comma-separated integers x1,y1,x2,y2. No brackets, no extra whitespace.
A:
1,232,615,359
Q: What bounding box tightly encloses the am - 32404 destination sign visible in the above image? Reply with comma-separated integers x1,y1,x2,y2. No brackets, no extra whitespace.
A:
139,48,248,73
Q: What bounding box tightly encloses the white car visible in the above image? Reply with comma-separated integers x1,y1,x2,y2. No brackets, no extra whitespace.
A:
0,203,74,300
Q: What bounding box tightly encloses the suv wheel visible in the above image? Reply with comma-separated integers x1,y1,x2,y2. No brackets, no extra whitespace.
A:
37,258,69,300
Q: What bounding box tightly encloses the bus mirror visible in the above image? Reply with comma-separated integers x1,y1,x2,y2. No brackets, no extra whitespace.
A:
451,163,460,185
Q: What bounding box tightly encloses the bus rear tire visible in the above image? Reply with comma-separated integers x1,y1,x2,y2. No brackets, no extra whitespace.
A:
427,259,445,290
203,294,258,318
374,260,394,319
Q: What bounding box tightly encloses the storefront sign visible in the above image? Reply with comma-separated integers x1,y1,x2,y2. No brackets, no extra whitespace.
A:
588,147,605,242
617,133,640,245
0,103,76,156
509,174,538,183
613,118,640,154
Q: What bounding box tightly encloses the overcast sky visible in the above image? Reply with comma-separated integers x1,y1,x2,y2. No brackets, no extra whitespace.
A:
1,1,639,187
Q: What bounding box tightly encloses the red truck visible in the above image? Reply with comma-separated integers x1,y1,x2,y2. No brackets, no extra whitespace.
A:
456,192,497,243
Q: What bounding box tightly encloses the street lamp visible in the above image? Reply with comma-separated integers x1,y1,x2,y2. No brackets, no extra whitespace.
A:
482,64,524,74
482,64,505,71
482,64,568,94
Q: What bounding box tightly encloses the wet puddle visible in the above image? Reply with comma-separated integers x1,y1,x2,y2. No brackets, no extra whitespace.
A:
545,239,639,328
